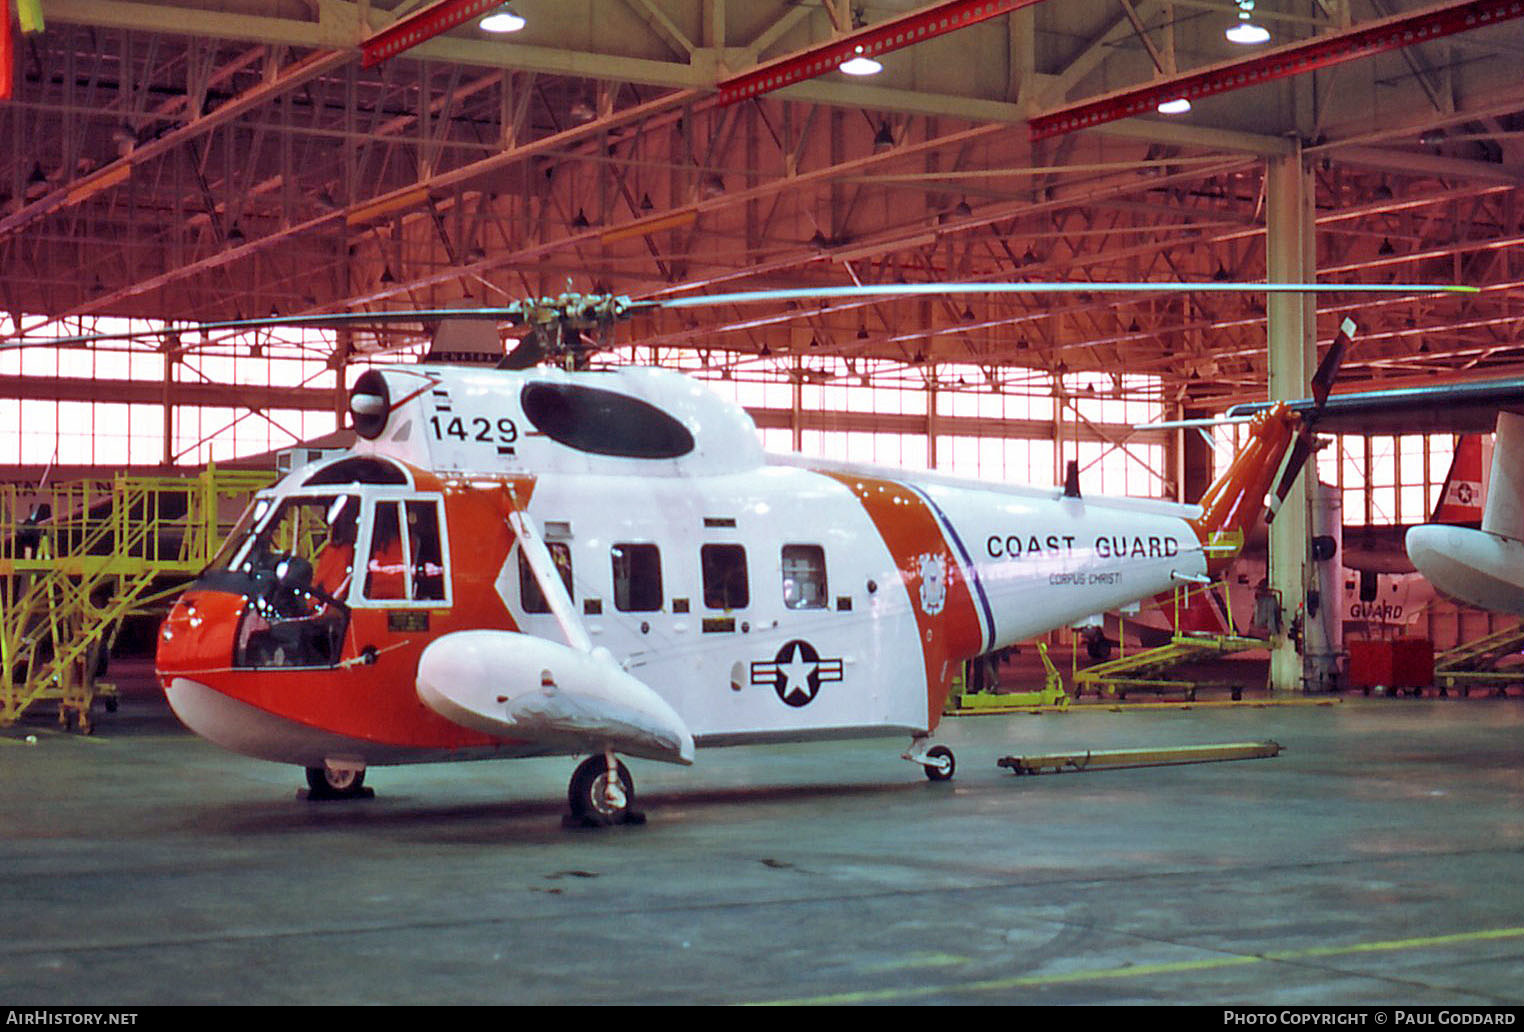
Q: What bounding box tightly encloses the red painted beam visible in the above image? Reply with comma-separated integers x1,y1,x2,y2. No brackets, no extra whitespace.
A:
1030,0,1524,141
361,0,502,68
716,0,1050,107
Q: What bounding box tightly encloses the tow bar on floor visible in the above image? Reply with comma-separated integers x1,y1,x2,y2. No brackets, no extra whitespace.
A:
997,740,1283,776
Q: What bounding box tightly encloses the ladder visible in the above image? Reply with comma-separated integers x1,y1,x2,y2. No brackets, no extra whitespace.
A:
1433,620,1524,697
1,468,273,731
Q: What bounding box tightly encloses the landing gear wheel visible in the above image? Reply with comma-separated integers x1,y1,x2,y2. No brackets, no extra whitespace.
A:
567,755,638,826
306,765,367,800
922,745,956,782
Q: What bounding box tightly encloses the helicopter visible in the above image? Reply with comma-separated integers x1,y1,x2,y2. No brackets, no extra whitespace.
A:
97,281,1466,826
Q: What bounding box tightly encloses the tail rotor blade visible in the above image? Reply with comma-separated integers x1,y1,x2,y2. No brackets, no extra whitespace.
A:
1266,318,1357,522
1309,317,1357,410
1265,430,1316,525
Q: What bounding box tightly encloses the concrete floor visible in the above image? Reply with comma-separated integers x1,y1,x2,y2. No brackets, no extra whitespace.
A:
3,663,1524,1006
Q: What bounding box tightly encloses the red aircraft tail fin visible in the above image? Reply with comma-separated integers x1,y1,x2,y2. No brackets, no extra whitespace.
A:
1430,434,1484,525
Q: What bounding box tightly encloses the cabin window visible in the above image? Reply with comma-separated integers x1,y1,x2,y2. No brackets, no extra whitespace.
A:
781,545,828,610
519,382,695,458
701,544,749,610
519,542,574,614
612,544,663,612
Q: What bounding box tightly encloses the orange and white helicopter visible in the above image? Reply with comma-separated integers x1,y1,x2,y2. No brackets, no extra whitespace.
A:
66,283,1456,825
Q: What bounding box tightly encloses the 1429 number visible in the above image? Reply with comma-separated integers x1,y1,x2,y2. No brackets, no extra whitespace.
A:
428,415,519,444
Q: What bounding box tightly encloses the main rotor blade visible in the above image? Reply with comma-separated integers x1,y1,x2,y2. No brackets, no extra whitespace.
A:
655,281,1478,308
3,307,530,350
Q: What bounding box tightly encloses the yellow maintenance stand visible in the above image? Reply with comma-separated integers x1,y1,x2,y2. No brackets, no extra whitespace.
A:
949,642,1070,713
1072,581,1270,702
1433,620,1524,697
1,467,273,731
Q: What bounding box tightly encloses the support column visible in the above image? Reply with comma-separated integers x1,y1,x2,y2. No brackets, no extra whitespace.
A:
1265,144,1316,692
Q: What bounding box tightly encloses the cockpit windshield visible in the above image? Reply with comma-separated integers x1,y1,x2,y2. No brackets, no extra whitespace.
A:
224,494,358,586
212,494,358,669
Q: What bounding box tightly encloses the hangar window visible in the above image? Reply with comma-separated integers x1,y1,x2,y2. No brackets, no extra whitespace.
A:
612,543,663,612
702,544,749,610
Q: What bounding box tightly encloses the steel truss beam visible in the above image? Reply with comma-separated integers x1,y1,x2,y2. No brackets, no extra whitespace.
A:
1031,0,1524,142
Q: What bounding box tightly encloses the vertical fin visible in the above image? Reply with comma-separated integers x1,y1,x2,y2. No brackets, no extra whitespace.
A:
1431,434,1484,526
1189,403,1301,578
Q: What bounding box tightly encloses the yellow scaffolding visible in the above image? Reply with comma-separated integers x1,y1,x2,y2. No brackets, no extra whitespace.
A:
1433,620,1524,697
1,467,274,731
1073,581,1270,701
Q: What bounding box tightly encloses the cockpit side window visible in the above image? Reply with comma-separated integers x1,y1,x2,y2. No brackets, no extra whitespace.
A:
365,501,408,600
406,500,446,601
358,497,449,604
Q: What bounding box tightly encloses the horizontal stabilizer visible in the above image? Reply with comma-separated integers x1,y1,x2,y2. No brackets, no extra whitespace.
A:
417,631,694,765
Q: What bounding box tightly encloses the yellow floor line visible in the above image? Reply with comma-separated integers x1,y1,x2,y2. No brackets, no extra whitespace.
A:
750,925,1524,1005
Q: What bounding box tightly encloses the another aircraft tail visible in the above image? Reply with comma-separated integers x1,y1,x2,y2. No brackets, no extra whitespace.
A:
1430,434,1485,526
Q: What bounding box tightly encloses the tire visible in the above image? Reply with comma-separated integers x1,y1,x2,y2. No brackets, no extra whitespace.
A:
922,744,955,782
568,756,634,825
306,765,366,799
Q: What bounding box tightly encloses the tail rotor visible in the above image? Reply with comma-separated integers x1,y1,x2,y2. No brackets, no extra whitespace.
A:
1264,317,1357,524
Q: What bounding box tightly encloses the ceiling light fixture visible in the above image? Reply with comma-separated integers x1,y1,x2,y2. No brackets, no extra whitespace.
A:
1225,0,1271,44
480,4,526,33
839,46,882,76
1157,97,1192,115
839,9,882,76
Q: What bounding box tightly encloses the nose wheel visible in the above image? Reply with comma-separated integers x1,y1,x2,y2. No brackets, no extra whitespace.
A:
304,764,370,800
566,753,644,827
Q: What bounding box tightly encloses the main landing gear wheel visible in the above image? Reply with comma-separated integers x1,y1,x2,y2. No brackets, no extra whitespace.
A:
305,765,369,800
566,755,642,827
922,745,956,781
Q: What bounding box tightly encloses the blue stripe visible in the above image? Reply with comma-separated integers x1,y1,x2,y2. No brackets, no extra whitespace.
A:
900,481,996,653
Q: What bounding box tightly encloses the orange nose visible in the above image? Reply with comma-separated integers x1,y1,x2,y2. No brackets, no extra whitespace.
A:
156,589,245,688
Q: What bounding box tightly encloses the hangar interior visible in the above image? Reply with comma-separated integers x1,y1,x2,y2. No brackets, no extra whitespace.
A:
3,0,1524,705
